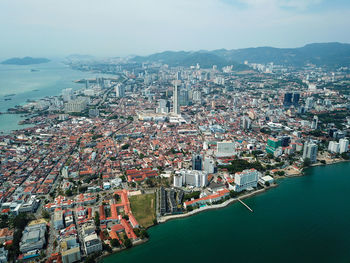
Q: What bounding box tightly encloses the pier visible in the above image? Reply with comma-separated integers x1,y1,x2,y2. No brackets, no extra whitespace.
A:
238,198,253,212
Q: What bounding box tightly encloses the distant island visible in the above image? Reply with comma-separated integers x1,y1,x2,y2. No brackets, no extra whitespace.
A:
1,56,50,65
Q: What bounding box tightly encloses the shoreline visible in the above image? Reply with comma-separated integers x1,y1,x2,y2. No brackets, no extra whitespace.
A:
100,159,350,261
158,185,278,223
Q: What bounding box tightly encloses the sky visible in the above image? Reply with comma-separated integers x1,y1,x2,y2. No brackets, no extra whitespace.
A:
0,0,350,58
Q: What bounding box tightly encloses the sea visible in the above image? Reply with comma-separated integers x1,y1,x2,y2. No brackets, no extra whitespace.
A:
0,60,108,134
103,162,350,263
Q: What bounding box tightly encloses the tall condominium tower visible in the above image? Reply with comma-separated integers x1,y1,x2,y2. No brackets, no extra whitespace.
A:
173,83,180,115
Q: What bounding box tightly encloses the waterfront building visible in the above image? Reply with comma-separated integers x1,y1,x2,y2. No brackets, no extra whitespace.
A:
234,169,260,192
328,141,340,153
339,138,349,153
303,141,318,163
83,233,102,255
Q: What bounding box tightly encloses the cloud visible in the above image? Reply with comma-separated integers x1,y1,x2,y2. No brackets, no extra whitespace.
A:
0,0,349,57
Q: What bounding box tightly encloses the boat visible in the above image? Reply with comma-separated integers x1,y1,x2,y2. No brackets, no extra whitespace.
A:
30,69,39,72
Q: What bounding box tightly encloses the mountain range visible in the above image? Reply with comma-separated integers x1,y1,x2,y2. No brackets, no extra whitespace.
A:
131,42,350,69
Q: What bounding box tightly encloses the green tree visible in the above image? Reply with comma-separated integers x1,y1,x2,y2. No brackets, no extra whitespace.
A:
303,158,311,167
123,237,133,249
42,210,50,219
110,239,120,248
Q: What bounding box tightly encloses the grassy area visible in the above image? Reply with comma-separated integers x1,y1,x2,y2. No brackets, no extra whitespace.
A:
129,193,156,228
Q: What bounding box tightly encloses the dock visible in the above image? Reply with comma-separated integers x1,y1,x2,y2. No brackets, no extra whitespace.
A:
238,198,253,212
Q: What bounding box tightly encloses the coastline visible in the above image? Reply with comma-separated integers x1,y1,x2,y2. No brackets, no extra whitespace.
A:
101,159,350,261
158,185,277,223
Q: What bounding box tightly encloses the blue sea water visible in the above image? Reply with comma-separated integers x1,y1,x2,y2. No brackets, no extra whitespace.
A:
0,60,107,133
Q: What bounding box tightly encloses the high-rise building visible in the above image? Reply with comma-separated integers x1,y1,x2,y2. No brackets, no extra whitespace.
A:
173,84,180,115
234,169,260,192
115,84,125,98
266,137,282,155
339,138,349,154
283,93,293,106
305,97,314,109
174,170,208,188
293,93,300,106
156,99,169,114
328,141,340,153
311,116,318,130
62,88,73,102
179,88,189,106
241,116,252,130
64,98,88,113
303,141,318,163
192,154,203,171
203,157,215,174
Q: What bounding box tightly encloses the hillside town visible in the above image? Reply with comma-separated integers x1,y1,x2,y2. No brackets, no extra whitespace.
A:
0,59,350,263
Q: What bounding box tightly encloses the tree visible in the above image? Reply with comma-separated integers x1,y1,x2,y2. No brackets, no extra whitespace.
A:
102,243,112,253
42,210,50,219
121,144,130,150
341,152,350,160
140,229,149,239
65,189,73,197
94,211,100,227
303,158,311,167
123,237,133,249
110,239,120,248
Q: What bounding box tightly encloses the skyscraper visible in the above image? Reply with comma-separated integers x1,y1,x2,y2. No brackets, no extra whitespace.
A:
311,116,318,130
339,138,349,154
293,93,300,106
115,84,125,98
173,83,180,115
283,93,293,106
303,141,318,163
192,154,203,171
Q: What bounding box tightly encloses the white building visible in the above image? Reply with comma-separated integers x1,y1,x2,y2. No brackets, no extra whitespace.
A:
64,98,88,113
115,84,125,98
203,157,215,174
173,170,208,188
216,141,235,157
173,84,180,115
83,233,102,255
234,169,260,192
328,141,340,153
339,138,349,154
303,141,318,163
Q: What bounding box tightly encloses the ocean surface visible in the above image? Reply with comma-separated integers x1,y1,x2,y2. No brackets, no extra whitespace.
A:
0,61,108,133
104,162,350,263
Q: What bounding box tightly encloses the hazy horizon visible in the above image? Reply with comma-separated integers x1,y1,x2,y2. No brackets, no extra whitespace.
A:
1,0,350,58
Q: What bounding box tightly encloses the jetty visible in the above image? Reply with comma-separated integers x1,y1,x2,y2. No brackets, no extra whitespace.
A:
238,198,253,212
